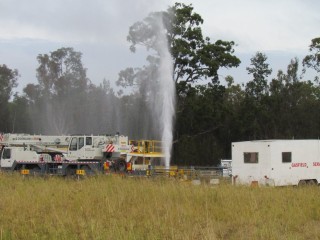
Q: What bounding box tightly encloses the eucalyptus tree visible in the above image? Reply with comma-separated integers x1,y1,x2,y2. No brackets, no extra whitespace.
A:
117,2,241,164
242,52,272,139
119,2,240,95
0,64,18,132
245,52,272,99
25,47,90,134
303,37,320,81
277,58,320,138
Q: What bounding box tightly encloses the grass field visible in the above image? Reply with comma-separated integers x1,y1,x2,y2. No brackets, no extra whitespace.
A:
0,172,320,240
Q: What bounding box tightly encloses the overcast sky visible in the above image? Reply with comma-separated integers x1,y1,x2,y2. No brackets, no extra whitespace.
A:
0,0,319,92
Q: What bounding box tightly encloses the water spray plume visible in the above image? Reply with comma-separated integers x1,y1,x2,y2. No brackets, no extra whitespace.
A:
156,18,175,168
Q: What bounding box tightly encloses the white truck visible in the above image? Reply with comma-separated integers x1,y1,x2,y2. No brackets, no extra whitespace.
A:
0,133,69,167
232,140,320,186
0,133,132,175
65,134,132,173
0,133,166,176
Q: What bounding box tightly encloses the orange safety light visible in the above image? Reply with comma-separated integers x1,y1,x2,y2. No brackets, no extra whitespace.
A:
127,162,132,171
104,162,110,170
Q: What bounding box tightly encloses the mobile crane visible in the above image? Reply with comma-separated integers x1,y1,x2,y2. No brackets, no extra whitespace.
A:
0,132,168,176
0,133,132,176
0,133,69,168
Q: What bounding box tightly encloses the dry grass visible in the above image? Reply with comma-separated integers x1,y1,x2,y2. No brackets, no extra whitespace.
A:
0,172,319,239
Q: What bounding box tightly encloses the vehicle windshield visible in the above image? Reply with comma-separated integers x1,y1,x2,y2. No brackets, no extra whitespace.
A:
69,137,78,151
2,148,11,159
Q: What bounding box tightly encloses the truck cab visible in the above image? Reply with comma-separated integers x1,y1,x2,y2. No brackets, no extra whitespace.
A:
67,136,99,161
66,135,130,161
0,146,52,169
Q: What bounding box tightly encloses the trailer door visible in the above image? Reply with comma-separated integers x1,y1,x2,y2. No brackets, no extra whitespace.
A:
269,150,293,186
271,141,319,186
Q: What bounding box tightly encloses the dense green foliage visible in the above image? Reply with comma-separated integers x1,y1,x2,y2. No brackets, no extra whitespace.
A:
120,3,240,95
173,53,320,165
0,64,18,132
0,3,319,166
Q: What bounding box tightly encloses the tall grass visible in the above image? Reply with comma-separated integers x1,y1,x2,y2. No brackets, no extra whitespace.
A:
0,172,319,239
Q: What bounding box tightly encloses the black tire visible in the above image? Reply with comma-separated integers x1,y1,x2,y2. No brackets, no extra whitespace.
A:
115,159,127,172
308,179,317,185
30,165,42,175
298,180,307,186
81,165,91,175
65,167,76,176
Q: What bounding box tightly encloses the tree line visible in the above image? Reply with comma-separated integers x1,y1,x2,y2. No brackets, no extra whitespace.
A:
1,3,319,165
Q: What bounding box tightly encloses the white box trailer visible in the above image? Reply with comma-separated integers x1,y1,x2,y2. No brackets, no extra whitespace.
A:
232,140,320,186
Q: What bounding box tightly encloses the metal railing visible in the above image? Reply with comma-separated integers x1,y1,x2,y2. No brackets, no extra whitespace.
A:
145,166,228,180
129,140,163,155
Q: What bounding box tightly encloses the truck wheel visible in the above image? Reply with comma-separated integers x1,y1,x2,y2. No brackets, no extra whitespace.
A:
30,165,42,175
116,159,127,172
65,167,76,177
81,165,91,175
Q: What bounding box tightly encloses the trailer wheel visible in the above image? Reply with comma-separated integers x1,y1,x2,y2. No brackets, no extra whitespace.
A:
308,179,317,185
298,180,307,186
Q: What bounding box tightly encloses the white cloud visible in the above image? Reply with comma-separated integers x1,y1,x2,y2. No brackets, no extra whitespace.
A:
0,0,169,43
0,0,171,91
0,20,52,40
179,0,320,52
0,0,319,91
